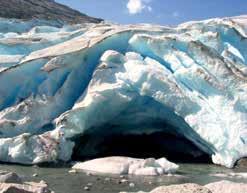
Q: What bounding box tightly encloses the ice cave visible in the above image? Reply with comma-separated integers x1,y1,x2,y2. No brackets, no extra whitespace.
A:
0,16,246,168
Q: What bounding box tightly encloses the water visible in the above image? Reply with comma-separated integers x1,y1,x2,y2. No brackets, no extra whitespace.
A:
0,163,246,193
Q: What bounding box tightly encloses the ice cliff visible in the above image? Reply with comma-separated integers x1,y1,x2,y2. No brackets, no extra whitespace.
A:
0,15,246,168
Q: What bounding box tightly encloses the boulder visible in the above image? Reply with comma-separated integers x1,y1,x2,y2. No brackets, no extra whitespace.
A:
236,158,247,169
0,181,52,193
123,181,247,193
205,180,247,193
120,183,211,193
0,171,53,193
0,171,22,184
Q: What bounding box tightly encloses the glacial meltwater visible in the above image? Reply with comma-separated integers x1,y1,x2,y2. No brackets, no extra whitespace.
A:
0,163,246,193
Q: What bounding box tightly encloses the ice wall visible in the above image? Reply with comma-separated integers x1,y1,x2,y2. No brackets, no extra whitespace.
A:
0,17,246,167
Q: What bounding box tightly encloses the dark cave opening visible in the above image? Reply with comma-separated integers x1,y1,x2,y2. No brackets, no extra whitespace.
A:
71,130,212,164
69,92,214,164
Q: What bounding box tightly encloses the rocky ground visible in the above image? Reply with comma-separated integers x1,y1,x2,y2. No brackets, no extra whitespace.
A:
121,180,247,193
0,0,102,24
0,170,53,193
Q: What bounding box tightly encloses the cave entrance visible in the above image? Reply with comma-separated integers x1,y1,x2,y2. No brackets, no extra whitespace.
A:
71,127,212,164
71,96,212,164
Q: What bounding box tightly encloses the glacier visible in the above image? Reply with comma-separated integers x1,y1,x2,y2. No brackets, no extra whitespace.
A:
0,16,246,168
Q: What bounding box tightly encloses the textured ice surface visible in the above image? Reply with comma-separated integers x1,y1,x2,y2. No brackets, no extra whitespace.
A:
72,156,179,175
0,16,246,167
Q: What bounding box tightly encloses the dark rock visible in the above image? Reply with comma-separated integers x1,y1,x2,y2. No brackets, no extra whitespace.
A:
0,0,102,24
0,171,22,184
236,158,247,168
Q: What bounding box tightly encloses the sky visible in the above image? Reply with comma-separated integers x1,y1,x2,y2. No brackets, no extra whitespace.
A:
56,0,247,25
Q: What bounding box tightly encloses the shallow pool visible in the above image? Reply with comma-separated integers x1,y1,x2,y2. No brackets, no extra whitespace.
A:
0,163,246,193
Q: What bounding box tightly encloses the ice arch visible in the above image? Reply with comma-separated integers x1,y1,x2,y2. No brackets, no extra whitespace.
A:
0,17,246,168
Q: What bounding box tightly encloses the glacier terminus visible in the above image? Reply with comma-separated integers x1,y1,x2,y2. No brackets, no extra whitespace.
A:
0,15,246,168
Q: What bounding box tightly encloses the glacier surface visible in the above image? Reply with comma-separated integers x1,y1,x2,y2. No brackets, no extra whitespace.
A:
0,16,246,167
